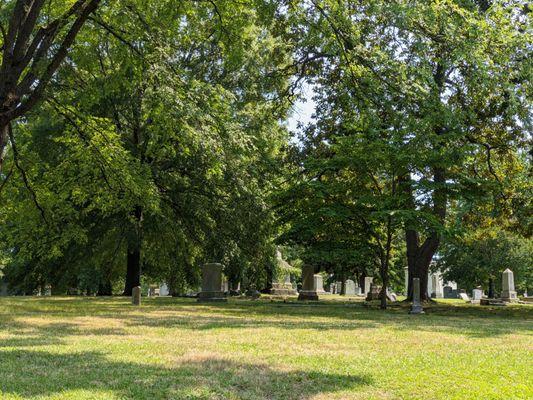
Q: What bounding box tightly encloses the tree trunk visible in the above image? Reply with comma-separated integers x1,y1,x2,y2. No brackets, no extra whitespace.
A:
340,273,346,295
488,278,495,299
123,206,143,296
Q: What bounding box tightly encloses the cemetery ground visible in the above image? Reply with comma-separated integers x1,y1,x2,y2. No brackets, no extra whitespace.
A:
0,297,531,400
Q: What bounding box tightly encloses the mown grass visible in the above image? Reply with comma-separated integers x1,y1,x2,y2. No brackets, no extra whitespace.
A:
0,296,531,400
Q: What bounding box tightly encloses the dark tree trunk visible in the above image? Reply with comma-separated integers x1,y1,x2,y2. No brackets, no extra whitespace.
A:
123,244,141,296
123,206,143,296
340,273,346,295
488,278,495,298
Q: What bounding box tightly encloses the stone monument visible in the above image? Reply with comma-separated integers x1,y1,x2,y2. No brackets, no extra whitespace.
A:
364,276,373,296
298,265,319,301
132,286,141,306
313,274,327,295
409,278,424,314
501,268,518,302
366,284,381,301
197,263,227,302
472,288,483,301
345,279,356,295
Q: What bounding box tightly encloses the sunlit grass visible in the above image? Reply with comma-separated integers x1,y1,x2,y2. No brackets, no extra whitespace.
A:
0,296,531,399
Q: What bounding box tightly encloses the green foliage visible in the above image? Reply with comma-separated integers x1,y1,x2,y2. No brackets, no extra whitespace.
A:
440,228,532,293
0,0,292,293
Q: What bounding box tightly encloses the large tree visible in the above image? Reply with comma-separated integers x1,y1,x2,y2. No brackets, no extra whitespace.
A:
286,0,531,300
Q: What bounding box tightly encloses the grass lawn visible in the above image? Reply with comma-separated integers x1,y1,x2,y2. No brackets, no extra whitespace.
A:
0,296,531,400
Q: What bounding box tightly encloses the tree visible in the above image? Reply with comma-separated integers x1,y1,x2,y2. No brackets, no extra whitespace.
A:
0,0,101,172
0,0,292,295
286,0,531,300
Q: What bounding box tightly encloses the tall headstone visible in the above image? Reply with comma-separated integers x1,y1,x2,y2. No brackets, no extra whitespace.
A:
501,268,517,302
344,279,356,295
313,274,326,294
0,280,8,296
132,286,141,306
404,267,409,295
429,272,444,298
197,263,227,302
364,277,373,296
298,265,318,301
409,278,424,314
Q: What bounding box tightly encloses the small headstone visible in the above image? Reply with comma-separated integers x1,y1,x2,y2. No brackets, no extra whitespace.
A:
472,289,483,301
501,269,518,302
409,278,424,314
386,292,397,302
197,263,227,302
344,280,356,296
364,277,373,295
159,283,170,296
459,292,470,302
132,286,141,306
366,284,381,301
298,265,319,301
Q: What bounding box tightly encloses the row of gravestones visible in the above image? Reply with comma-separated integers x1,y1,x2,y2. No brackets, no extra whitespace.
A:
131,263,384,304
457,268,520,305
132,264,521,306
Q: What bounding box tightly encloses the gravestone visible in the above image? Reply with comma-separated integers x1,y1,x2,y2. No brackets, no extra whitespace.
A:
132,286,141,306
336,281,343,295
345,279,356,296
472,288,483,301
459,292,470,301
313,274,326,294
409,278,424,314
197,263,227,302
159,283,170,296
364,277,373,296
501,268,518,302
404,266,409,295
429,273,444,298
443,286,457,299
386,291,397,302
298,265,318,301
0,280,8,296
366,284,381,301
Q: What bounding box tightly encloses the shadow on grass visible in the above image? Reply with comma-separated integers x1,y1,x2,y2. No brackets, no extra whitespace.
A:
0,350,371,399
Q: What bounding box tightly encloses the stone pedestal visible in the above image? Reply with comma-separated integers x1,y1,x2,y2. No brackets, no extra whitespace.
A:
364,277,373,296
132,286,141,306
298,265,318,301
409,278,424,314
501,269,518,302
197,263,227,302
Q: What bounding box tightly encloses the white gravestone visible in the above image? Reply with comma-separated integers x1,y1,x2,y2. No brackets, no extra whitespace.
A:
501,269,518,302
345,280,356,295
313,274,326,294
472,289,483,301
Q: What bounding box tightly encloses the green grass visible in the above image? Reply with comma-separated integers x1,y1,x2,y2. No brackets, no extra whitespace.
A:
0,296,531,400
